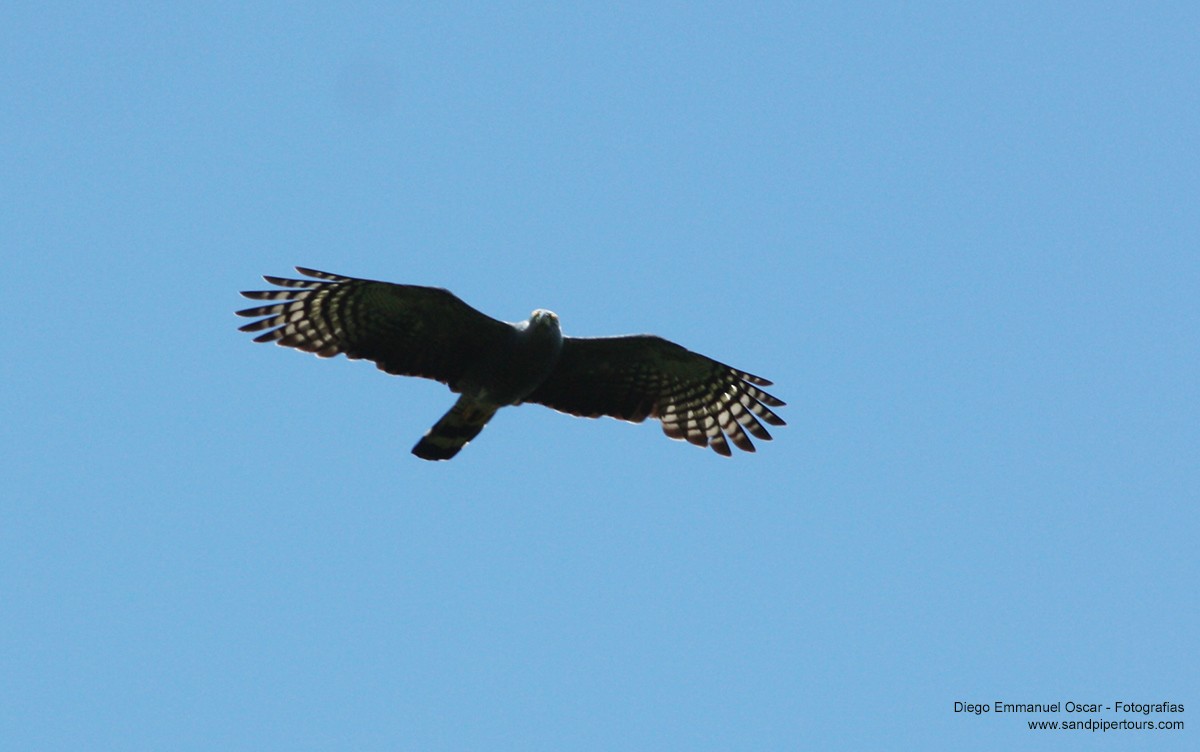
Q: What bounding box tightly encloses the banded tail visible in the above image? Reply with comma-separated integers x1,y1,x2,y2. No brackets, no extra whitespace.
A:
412,396,499,461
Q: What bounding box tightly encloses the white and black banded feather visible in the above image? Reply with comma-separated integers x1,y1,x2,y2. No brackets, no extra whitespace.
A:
237,267,508,388
524,336,785,457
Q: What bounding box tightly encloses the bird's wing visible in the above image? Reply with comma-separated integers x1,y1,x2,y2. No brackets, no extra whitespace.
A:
524,335,785,455
236,267,511,389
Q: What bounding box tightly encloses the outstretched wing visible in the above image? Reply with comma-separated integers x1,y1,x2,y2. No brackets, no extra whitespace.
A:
524,335,785,456
236,267,511,389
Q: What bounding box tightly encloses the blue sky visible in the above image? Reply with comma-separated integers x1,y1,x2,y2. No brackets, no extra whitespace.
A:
2,2,1196,750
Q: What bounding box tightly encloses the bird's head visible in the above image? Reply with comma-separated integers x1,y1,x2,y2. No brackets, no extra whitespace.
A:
529,309,560,330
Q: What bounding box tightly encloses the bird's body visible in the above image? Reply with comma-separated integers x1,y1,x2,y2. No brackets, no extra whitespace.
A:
410,310,563,460
237,268,784,460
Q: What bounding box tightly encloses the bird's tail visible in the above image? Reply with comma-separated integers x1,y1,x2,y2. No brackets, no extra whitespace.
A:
412,396,499,461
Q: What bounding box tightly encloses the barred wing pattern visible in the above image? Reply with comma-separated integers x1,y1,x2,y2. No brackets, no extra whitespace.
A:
525,336,786,456
236,268,509,389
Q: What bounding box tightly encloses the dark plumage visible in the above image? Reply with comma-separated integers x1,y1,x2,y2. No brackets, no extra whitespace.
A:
237,268,785,460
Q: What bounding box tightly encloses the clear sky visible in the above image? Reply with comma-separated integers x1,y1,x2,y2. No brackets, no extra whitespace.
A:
2,3,1196,750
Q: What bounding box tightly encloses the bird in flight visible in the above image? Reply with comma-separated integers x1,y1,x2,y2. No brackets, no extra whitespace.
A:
237,268,785,461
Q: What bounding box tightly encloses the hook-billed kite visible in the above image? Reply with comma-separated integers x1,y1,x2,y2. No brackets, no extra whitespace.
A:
237,268,785,460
